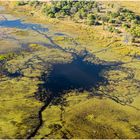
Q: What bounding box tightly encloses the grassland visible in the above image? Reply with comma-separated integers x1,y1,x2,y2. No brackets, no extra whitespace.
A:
34,91,140,139
117,1,140,15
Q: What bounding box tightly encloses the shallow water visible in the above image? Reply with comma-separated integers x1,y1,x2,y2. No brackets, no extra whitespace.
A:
0,19,49,32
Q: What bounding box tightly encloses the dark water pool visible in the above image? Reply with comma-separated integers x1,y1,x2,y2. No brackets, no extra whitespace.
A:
36,57,111,102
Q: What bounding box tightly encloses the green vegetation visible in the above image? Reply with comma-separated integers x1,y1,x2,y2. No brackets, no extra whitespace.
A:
0,55,6,60
34,92,140,139
87,14,96,25
15,1,28,6
0,53,16,61
130,25,140,37
42,1,96,19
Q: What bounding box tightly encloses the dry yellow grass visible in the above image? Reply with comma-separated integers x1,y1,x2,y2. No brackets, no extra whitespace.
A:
118,1,140,15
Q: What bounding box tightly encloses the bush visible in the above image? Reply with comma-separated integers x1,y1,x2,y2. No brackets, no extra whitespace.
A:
0,55,6,61
87,14,96,25
106,26,115,32
51,6,60,13
78,9,87,19
125,13,135,21
110,12,120,18
130,25,140,37
108,19,116,24
48,13,55,18
122,23,130,29
15,1,27,6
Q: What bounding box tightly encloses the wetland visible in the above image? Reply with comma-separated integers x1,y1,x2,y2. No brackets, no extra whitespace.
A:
0,2,140,139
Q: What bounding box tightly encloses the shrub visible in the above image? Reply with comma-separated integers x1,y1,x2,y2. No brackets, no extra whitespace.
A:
15,1,27,6
106,26,115,32
108,19,116,24
48,13,55,18
130,25,140,37
87,14,96,25
0,55,6,61
122,23,130,29
110,12,120,18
